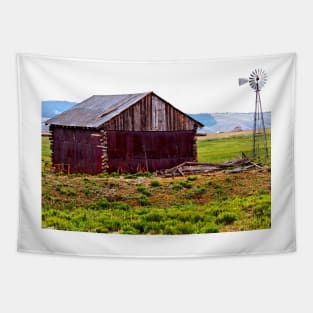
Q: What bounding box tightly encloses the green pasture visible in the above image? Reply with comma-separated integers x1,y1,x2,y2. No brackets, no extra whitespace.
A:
41,131,271,234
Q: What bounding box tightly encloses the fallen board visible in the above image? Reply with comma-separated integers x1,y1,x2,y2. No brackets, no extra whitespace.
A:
157,157,265,177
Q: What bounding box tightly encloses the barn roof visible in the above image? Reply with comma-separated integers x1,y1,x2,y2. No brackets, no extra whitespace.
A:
46,91,203,128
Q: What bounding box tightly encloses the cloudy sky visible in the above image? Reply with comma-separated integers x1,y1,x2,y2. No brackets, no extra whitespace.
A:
21,53,295,113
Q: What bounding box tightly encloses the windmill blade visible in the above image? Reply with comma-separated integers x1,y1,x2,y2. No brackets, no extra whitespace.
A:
238,78,249,86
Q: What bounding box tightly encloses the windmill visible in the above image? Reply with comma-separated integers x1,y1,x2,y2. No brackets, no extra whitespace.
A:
239,69,269,160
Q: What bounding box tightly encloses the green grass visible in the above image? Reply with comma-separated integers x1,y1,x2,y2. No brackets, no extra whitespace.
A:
41,131,271,234
42,194,271,234
197,132,271,164
42,137,51,169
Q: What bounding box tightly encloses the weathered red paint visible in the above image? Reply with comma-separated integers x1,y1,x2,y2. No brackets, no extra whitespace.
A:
106,130,195,173
48,93,202,174
51,127,103,174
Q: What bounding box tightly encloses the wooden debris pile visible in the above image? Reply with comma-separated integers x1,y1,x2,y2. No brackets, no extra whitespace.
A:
158,157,264,177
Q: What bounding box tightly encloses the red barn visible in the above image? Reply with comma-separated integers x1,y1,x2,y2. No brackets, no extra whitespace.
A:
46,92,203,174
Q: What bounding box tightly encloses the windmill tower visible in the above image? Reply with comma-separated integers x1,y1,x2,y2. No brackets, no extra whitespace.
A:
239,69,269,160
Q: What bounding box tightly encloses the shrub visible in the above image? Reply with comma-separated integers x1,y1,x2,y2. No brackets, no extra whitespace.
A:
136,184,152,196
187,175,198,181
200,223,219,233
145,209,164,222
194,186,206,196
225,177,231,183
120,225,139,235
180,180,192,189
172,182,183,191
131,220,146,233
175,222,196,234
176,211,192,222
253,202,271,218
185,186,206,199
143,222,162,234
111,201,130,211
209,206,224,217
150,180,161,187
163,224,176,235
216,212,238,224
109,172,119,177
96,198,109,209
105,219,121,232
135,171,152,178
138,195,150,206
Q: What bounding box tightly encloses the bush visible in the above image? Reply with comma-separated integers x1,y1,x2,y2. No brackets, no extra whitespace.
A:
180,180,192,189
200,223,219,233
143,222,162,234
253,202,271,218
136,184,152,196
131,220,146,233
194,186,206,196
108,172,119,177
175,222,196,234
120,225,139,235
96,198,109,209
185,186,206,199
172,180,192,190
138,195,150,206
216,212,238,224
187,175,198,181
150,180,161,187
163,224,176,235
105,219,121,232
112,201,130,210
145,209,164,222
172,182,183,191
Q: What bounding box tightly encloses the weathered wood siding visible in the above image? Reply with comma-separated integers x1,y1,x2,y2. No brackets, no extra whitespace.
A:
106,130,196,173
49,94,201,174
105,94,196,131
51,127,103,174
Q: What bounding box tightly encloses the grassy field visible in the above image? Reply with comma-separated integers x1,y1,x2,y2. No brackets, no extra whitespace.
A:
41,131,271,234
197,129,271,164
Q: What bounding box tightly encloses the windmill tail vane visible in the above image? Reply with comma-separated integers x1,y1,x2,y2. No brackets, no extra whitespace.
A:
239,69,269,161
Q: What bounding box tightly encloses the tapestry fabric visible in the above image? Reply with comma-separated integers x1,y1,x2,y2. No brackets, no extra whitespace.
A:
17,53,296,257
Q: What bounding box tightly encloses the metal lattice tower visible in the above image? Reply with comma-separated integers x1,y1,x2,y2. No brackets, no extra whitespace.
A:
239,69,268,160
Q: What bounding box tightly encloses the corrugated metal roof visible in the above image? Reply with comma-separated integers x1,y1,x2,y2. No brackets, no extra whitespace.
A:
46,91,204,128
46,92,150,128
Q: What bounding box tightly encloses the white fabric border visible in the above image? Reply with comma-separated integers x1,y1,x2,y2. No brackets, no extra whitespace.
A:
17,53,296,258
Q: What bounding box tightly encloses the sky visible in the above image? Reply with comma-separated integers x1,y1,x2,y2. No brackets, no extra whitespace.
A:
22,53,295,113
